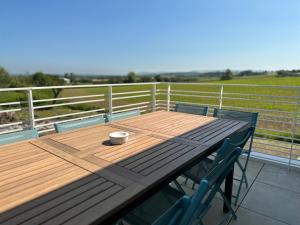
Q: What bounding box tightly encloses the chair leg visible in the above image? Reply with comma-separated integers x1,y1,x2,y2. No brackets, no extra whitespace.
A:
237,160,248,188
184,177,189,185
218,187,237,220
173,179,186,194
234,175,244,206
192,181,196,190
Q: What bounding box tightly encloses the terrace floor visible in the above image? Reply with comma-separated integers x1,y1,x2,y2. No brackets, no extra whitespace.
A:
178,158,300,225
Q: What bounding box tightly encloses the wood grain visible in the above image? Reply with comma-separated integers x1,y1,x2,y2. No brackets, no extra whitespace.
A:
0,111,248,225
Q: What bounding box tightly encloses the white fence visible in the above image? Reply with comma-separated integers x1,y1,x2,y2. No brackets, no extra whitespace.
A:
0,82,299,167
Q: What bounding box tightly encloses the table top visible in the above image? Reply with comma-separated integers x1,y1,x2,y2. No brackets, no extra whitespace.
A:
0,111,248,225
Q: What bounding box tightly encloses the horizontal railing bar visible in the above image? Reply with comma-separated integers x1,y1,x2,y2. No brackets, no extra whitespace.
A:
171,90,220,95
165,82,299,89
255,132,293,140
113,105,150,114
33,94,105,103
0,128,23,135
222,96,297,105
0,101,23,106
35,113,106,128
33,99,105,109
0,82,299,93
112,90,150,96
170,93,219,99
223,92,298,99
34,108,106,122
0,121,23,128
254,135,292,142
112,102,150,109
253,147,291,155
219,105,297,115
253,141,292,150
0,108,22,113
156,100,167,102
38,128,55,134
256,127,291,134
257,118,297,126
0,82,160,92
112,94,151,100
171,89,298,100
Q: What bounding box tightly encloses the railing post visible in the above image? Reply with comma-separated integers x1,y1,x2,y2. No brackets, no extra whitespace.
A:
108,86,113,115
27,89,35,128
219,85,224,109
151,84,156,112
289,87,300,169
167,84,171,111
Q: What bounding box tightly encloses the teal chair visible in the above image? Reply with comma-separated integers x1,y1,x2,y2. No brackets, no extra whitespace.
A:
182,127,255,203
0,129,39,145
175,103,208,116
213,108,258,205
119,144,242,225
105,109,140,122
54,115,106,133
182,137,242,186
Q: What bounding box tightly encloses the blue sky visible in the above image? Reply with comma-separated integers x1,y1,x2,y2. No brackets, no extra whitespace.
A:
0,0,299,75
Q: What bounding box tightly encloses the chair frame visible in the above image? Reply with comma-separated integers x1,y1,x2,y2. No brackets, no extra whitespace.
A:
54,115,106,133
174,103,208,116
0,129,39,145
213,108,258,205
105,109,140,122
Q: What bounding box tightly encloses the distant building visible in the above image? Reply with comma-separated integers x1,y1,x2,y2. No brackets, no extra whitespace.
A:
60,77,71,84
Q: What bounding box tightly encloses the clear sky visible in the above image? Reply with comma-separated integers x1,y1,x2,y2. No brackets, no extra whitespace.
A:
0,0,299,75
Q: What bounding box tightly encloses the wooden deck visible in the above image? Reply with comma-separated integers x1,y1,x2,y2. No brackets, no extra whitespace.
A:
0,111,248,225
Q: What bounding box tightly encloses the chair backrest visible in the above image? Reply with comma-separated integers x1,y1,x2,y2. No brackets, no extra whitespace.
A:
152,196,191,225
0,129,39,145
105,109,140,122
54,115,106,133
180,147,242,225
175,103,208,116
213,108,258,150
213,108,258,128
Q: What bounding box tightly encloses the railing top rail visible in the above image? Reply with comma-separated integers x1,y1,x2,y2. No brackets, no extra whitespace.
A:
0,81,299,92
163,82,300,89
0,82,160,92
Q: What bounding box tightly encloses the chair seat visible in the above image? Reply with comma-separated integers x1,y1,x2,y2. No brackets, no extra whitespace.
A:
123,186,184,225
183,158,214,184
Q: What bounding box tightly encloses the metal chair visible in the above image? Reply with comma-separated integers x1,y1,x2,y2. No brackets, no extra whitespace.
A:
105,109,140,122
182,137,240,186
119,144,242,225
175,103,208,116
0,129,39,145
54,115,106,133
213,108,258,205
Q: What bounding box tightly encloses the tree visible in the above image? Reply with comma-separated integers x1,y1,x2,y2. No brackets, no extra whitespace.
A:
126,71,137,83
221,69,233,80
0,66,11,88
154,75,162,82
32,72,64,103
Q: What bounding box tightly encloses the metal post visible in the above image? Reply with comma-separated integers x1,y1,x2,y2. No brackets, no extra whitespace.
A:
151,84,156,112
27,89,35,128
108,86,113,115
288,87,300,169
167,84,171,111
219,85,224,109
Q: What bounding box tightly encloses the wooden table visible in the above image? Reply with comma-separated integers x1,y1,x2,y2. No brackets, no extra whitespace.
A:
0,111,248,225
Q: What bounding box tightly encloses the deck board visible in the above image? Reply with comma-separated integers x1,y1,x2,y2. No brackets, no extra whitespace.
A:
0,111,248,225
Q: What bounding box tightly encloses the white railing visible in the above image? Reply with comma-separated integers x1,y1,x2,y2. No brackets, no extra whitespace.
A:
0,82,299,168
